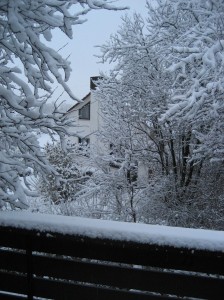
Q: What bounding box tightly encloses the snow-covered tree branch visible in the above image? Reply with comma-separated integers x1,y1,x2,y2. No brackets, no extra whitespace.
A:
0,0,127,209
93,0,224,229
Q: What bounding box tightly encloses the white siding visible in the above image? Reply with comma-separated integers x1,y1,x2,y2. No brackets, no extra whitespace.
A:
66,92,106,152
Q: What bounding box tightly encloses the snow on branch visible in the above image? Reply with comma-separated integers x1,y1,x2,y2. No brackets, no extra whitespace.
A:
0,0,127,209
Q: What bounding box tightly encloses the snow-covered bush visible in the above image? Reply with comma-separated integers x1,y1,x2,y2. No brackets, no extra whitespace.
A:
38,143,82,205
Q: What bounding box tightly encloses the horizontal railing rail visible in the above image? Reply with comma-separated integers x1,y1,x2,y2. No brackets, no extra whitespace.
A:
0,214,224,299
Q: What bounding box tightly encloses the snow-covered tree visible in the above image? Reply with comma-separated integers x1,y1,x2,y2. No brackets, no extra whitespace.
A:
147,0,224,162
94,1,224,228
0,0,126,209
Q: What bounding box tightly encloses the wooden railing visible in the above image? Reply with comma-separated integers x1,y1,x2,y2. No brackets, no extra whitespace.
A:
0,219,224,299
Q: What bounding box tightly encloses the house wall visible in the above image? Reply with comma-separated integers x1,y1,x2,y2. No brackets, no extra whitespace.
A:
66,92,107,153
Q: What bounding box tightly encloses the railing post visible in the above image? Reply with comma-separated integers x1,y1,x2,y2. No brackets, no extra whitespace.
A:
26,236,33,300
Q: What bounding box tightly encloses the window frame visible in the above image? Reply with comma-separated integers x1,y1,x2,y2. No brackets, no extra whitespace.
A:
79,102,90,120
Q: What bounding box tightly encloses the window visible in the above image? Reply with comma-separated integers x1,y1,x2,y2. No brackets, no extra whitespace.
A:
78,137,90,156
78,137,90,146
79,102,90,120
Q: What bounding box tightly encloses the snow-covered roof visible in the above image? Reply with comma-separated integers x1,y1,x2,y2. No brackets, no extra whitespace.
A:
0,211,224,252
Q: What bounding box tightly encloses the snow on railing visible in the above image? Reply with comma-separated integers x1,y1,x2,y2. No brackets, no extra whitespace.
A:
0,211,224,299
0,211,224,251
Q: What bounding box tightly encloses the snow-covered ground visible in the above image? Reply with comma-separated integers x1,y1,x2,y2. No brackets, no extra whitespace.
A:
0,211,224,251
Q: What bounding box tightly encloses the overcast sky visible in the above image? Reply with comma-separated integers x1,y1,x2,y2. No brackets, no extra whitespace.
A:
53,0,149,104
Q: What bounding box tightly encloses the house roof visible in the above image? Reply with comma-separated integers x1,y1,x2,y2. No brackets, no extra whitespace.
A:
66,92,91,113
66,76,102,114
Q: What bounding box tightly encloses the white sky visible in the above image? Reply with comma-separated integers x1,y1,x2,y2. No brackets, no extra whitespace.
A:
52,0,149,104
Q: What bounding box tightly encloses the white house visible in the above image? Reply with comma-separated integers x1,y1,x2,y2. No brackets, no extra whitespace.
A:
66,77,106,152
66,76,149,184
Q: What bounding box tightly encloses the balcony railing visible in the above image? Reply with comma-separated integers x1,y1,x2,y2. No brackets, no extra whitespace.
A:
0,212,224,299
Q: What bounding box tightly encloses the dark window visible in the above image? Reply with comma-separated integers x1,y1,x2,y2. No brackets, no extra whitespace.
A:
79,102,90,120
78,137,90,146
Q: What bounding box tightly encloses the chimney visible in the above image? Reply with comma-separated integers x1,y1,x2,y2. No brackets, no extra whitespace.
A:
90,76,102,90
